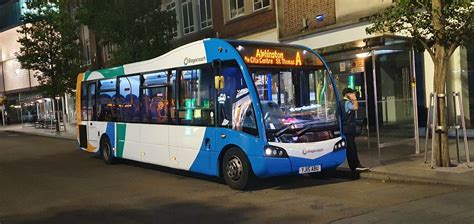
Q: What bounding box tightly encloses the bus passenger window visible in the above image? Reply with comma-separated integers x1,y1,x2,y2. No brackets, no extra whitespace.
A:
178,66,215,126
142,70,176,124
118,75,140,122
81,83,88,121
97,78,117,122
87,82,97,121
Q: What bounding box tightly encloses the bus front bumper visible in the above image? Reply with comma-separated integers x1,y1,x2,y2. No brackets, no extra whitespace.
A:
250,149,346,178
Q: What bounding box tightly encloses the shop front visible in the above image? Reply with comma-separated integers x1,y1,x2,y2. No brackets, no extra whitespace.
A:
4,90,76,128
319,36,423,161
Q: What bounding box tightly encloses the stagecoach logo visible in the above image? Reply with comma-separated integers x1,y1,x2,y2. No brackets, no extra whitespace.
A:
302,148,323,155
184,56,206,65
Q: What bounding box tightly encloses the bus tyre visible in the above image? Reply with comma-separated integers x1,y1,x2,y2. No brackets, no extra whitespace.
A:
222,148,255,190
100,137,116,164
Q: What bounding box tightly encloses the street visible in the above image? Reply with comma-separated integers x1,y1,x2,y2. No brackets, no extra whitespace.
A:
1,131,474,224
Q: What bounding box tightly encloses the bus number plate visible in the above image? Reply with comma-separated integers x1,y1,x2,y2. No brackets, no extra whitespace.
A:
299,165,321,174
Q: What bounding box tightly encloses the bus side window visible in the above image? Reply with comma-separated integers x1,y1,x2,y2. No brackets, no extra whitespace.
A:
218,60,258,136
178,65,215,126
142,70,176,124
87,82,97,121
118,75,141,122
97,78,117,122
81,82,88,121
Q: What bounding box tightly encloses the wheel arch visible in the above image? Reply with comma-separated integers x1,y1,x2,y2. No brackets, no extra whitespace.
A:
99,133,111,153
218,144,254,177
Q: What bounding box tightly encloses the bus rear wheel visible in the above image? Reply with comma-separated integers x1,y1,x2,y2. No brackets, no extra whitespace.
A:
222,148,254,190
100,137,117,164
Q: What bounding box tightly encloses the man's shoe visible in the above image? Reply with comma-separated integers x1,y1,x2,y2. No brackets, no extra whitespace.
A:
355,166,370,172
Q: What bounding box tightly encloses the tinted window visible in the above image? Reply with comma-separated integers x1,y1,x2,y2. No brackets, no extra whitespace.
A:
217,60,258,136
97,78,117,122
178,66,215,126
118,75,140,122
81,82,88,121
87,82,97,121
142,70,177,124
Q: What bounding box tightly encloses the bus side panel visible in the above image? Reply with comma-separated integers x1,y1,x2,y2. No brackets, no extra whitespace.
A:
169,126,212,174
188,127,215,176
119,123,142,161
140,124,171,167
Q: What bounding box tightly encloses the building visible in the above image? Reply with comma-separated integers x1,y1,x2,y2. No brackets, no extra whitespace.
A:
0,0,71,126
277,0,474,157
165,0,278,46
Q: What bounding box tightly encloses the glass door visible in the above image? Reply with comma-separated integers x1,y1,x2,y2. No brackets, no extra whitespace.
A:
371,49,418,160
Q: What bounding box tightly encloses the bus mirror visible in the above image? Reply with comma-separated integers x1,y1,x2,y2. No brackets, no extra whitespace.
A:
215,76,225,89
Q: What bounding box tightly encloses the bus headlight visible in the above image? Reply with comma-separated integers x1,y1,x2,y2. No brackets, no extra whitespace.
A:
333,139,346,151
264,145,288,158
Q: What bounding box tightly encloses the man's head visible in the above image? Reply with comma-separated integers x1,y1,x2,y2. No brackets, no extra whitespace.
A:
342,87,355,98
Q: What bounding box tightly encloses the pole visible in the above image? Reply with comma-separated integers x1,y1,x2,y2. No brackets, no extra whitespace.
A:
457,91,471,167
363,70,370,152
424,93,433,163
430,92,438,169
410,49,420,154
452,92,460,163
1,106,5,128
372,50,381,160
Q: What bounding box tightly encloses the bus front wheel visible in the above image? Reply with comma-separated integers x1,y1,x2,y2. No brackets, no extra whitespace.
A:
100,137,117,164
222,148,255,190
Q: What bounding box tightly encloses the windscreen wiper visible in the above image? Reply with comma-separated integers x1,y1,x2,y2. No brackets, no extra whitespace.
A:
296,121,338,137
274,123,296,137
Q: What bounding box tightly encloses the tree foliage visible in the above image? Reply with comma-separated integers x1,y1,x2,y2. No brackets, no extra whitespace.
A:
77,0,176,67
367,0,474,60
16,0,83,97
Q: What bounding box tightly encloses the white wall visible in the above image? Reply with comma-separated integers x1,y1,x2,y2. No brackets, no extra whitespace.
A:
239,28,279,42
288,22,376,49
336,0,393,23
0,26,39,92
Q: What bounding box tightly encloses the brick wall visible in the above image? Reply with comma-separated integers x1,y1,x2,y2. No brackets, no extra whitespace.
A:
278,0,336,39
215,0,276,39
172,0,277,47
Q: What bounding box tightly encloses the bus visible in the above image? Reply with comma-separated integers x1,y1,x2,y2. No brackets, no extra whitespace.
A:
76,38,346,190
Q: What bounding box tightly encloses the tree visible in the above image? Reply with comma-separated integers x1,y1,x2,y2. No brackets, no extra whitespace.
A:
77,0,176,67
367,0,474,167
17,0,83,132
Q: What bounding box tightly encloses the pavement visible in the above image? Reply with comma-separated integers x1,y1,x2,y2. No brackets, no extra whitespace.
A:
1,123,76,140
3,123,474,188
2,131,474,223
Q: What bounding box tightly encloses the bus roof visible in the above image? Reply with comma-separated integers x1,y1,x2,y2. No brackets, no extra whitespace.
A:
81,38,319,82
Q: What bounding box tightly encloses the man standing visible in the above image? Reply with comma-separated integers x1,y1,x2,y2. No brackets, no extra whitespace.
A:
341,88,369,172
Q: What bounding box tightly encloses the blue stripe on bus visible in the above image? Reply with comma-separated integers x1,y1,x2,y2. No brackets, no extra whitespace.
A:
189,128,215,176
106,122,116,150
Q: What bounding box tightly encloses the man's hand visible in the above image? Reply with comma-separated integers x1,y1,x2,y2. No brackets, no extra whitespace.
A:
349,93,358,110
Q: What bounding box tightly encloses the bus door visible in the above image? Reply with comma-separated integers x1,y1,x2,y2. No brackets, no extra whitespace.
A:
172,67,216,174
214,60,259,160
87,82,99,148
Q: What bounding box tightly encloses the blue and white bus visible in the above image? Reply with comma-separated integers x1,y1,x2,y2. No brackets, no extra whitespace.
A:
76,38,346,190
